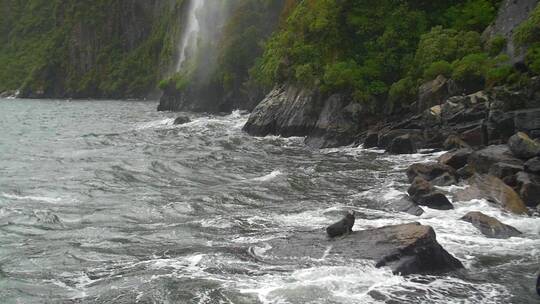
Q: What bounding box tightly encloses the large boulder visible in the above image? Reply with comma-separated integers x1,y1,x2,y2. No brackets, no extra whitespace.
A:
363,131,379,148
387,134,418,154
438,148,472,170
385,195,425,216
508,132,540,159
243,85,322,137
418,75,454,112
248,223,463,275
455,174,529,214
516,172,540,207
408,177,454,210
461,211,522,239
525,157,540,174
378,129,423,149
488,162,523,180
406,162,458,186
443,134,470,150
513,108,540,137
468,145,523,174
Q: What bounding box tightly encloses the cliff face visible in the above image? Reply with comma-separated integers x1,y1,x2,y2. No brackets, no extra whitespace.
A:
0,0,185,99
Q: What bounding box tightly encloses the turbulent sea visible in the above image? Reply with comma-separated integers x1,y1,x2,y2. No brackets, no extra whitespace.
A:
0,98,539,303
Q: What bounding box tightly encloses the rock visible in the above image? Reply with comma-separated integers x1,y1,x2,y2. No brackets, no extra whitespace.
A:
418,75,452,112
406,162,458,186
525,157,540,174
513,108,540,136
243,85,322,137
468,145,523,174
508,132,540,159
408,177,454,210
487,110,515,143
438,148,472,170
461,211,522,239
363,131,379,149
457,164,475,179
173,115,191,125
455,174,528,214
249,223,463,275
378,129,423,149
488,162,523,180
305,95,359,148
385,195,425,216
443,134,470,150
516,172,540,207
387,135,417,154
461,124,486,147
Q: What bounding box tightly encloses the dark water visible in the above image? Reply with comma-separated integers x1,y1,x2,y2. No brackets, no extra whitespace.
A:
0,98,538,304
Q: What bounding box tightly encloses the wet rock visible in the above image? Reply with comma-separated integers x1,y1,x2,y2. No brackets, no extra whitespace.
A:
326,211,355,238
468,145,523,174
455,174,528,214
513,108,540,136
487,110,515,143
516,172,540,207
386,195,424,216
418,75,452,112
378,129,423,149
363,131,379,149
173,115,191,125
461,124,486,147
457,164,475,179
408,177,454,210
488,162,523,180
406,162,458,186
443,134,470,150
249,223,463,275
508,132,540,159
387,134,417,154
461,211,522,239
438,148,472,170
525,157,540,174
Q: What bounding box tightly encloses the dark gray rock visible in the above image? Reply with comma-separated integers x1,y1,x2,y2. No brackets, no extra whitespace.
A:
387,135,418,154
516,171,540,207
386,195,425,216
406,162,458,186
508,132,540,159
418,75,453,112
363,131,379,149
378,129,423,149
248,223,463,275
443,134,470,150
457,164,475,179
525,157,540,174
326,211,355,238
438,148,472,170
468,145,523,174
513,109,540,136
488,162,524,180
408,177,454,210
461,211,522,239
173,115,191,125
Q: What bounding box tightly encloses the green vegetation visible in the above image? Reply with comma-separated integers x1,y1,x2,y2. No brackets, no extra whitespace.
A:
0,0,184,98
514,3,540,74
251,0,514,110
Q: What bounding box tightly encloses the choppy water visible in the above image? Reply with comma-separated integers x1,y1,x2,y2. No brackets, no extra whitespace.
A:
0,98,539,304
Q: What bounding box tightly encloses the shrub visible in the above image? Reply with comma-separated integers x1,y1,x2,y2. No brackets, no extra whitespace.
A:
423,60,453,80
388,76,416,105
514,4,540,46
488,35,507,56
486,65,513,87
526,43,540,74
451,53,489,84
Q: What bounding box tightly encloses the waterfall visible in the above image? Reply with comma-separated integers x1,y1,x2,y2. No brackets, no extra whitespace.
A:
176,0,205,72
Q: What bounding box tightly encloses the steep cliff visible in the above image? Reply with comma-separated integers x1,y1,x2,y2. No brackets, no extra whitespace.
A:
0,0,185,99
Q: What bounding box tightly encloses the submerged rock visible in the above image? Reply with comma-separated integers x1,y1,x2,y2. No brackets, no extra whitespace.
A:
508,132,540,159
406,162,458,186
461,211,522,239
248,223,463,275
173,115,191,125
408,177,454,210
385,195,425,216
455,174,529,214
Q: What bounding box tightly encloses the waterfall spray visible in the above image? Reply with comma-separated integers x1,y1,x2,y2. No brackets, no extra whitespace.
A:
176,0,205,72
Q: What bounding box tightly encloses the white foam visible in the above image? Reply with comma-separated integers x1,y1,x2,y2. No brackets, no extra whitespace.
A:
252,170,283,182
1,192,62,204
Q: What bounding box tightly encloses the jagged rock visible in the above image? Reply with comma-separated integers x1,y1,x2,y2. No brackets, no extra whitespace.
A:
457,164,475,179
438,148,472,170
385,195,425,216
516,172,540,207
406,162,458,186
387,135,417,154
488,162,523,180
418,75,453,112
455,174,528,214
508,132,540,159
305,95,359,148
408,177,454,210
513,108,540,136
173,115,191,125
363,131,379,149
468,145,523,174
525,157,540,174
461,211,522,239
378,129,423,149
487,110,515,143
443,134,470,150
461,124,486,147
249,223,463,275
